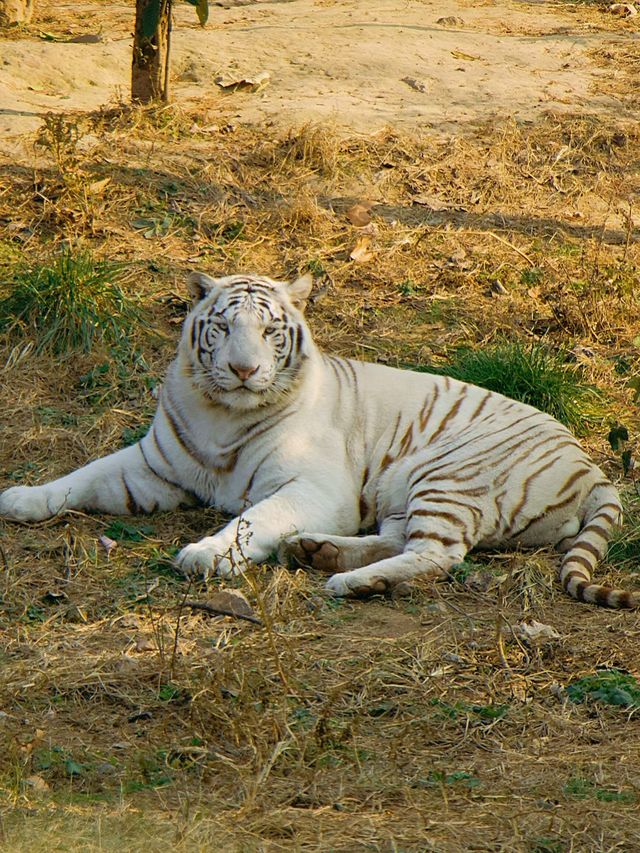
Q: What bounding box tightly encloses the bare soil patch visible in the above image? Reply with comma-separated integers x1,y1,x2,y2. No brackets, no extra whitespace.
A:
1,0,639,152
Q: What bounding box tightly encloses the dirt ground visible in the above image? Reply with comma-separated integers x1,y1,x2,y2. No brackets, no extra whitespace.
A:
1,0,639,151
1,1,640,852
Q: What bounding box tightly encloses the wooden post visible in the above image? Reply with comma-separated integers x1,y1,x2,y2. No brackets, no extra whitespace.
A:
132,0,172,104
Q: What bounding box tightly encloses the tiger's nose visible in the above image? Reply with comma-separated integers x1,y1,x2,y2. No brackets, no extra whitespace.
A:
229,363,259,382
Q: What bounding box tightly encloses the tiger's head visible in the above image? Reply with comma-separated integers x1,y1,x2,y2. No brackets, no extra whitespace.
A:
180,272,315,411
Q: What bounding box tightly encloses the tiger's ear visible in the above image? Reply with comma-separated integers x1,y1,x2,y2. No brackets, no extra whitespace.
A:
187,272,219,305
286,273,313,311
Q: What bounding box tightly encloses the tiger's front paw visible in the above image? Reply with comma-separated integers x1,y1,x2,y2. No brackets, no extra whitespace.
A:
325,569,391,598
0,485,59,523
175,539,246,581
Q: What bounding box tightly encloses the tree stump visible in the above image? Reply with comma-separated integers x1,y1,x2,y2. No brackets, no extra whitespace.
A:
132,0,172,103
0,0,34,25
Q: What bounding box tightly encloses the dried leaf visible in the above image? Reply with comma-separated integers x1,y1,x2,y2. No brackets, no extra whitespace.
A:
402,76,429,94
215,71,271,92
207,589,255,620
412,194,448,211
451,49,480,61
99,534,117,556
509,678,528,701
516,620,560,643
608,425,629,452
490,280,508,296
88,177,111,195
436,16,465,26
346,202,372,227
349,235,374,263
609,2,637,15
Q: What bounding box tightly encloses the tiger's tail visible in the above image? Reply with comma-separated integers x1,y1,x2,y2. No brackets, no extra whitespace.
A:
559,485,635,609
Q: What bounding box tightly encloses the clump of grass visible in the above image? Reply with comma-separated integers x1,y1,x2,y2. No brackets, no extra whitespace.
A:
429,698,509,723
275,123,344,177
0,248,142,353
607,525,640,569
607,494,640,569
418,341,602,432
563,776,635,803
566,669,640,709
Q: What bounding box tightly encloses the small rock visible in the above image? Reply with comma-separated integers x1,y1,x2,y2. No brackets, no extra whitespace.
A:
442,651,466,664
68,33,104,44
464,570,494,592
134,636,156,653
24,775,49,791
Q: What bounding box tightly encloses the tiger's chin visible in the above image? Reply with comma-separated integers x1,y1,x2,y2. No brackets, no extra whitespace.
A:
206,384,284,412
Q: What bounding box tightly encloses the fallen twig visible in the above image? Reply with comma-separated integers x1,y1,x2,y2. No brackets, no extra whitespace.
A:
183,599,263,626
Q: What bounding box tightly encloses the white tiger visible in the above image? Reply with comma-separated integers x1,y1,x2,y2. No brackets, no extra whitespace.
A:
0,272,633,608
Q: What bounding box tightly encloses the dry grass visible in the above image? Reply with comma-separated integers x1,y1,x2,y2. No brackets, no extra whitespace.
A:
2,100,640,851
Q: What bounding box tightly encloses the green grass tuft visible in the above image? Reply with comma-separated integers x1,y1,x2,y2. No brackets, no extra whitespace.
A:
607,509,640,569
0,248,142,353
416,341,602,432
563,776,635,803
566,669,640,709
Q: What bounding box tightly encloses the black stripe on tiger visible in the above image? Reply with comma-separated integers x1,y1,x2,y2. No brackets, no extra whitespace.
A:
427,388,467,445
406,531,461,549
122,474,141,515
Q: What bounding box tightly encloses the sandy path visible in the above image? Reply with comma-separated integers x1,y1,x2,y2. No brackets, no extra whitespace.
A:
0,0,635,153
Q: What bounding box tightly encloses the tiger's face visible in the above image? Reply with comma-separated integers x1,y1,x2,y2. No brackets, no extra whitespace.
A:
181,272,314,411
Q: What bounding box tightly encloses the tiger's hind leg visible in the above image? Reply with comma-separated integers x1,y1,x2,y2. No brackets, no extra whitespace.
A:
325,536,468,597
282,513,405,574
324,502,471,597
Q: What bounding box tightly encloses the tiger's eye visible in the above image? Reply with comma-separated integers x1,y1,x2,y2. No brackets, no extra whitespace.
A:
264,325,277,336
